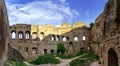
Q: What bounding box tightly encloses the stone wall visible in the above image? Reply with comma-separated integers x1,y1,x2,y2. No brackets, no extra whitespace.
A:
7,44,24,61
9,23,90,60
0,0,9,66
91,0,120,66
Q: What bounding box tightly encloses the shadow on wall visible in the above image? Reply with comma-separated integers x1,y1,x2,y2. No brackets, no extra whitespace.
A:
7,44,24,61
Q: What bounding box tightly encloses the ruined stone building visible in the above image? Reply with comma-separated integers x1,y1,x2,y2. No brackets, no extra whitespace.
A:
0,0,120,66
9,22,90,60
90,0,120,66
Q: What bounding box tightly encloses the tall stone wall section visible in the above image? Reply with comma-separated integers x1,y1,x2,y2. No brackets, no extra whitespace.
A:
91,0,120,66
0,0,9,65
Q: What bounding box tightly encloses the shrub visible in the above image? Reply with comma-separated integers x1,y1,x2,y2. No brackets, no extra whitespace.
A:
70,52,100,66
30,54,60,65
80,53,100,61
70,58,86,66
89,23,94,30
76,52,84,56
57,54,75,59
57,43,66,54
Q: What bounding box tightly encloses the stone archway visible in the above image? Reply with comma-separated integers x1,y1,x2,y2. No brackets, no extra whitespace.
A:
108,48,118,66
67,42,75,54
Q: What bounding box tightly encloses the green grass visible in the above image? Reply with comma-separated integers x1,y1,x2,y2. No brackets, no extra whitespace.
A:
80,53,100,61
70,52,100,66
76,52,85,56
70,58,86,66
56,54,76,59
4,60,28,66
30,54,60,65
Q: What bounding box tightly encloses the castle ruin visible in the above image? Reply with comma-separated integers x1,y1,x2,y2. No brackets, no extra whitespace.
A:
0,0,120,66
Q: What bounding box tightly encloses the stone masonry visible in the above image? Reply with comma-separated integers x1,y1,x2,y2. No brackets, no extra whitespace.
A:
9,22,90,60
0,0,9,65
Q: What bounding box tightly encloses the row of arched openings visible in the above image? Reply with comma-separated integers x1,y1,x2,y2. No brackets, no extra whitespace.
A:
32,32,44,40
51,35,86,42
12,31,45,40
11,31,30,39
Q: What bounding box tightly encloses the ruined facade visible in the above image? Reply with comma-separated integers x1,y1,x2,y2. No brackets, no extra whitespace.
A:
9,22,90,60
91,0,120,66
1,0,120,66
0,0,9,65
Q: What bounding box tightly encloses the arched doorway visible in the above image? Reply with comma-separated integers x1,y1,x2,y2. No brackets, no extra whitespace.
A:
108,48,118,66
67,42,75,54
51,49,54,54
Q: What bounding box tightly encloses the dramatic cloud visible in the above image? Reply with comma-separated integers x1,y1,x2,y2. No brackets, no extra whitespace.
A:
6,0,80,26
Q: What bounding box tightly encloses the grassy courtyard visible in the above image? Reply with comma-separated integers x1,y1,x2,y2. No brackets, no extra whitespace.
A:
4,52,100,66
30,54,60,65
70,52,100,66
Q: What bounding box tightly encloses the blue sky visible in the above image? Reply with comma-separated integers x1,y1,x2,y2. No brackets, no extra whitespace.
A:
5,0,108,26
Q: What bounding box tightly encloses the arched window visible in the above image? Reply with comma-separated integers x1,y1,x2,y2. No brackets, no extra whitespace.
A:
11,31,16,39
40,32,44,40
25,31,30,39
52,35,56,41
62,36,66,41
32,32,37,39
74,36,78,41
56,35,59,41
51,36,54,41
18,31,23,39
57,35,60,41
82,36,86,41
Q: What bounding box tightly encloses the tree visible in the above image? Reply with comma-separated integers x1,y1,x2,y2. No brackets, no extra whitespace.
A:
57,43,66,54
89,23,94,30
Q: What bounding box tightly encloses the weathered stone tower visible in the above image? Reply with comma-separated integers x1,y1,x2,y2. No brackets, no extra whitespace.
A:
0,0,9,65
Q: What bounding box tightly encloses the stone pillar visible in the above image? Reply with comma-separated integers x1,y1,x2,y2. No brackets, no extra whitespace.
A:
16,30,18,40
0,0,9,65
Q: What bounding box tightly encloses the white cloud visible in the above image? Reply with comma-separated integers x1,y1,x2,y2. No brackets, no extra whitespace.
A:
6,0,80,26
60,0,66,3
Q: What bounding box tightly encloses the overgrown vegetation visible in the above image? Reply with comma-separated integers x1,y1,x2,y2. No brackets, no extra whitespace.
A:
57,54,75,59
57,43,66,54
70,52,100,66
89,23,94,30
70,58,86,66
4,60,27,66
30,54,60,65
